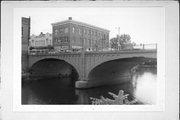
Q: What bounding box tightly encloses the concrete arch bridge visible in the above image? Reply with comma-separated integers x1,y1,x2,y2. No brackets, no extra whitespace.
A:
28,50,157,88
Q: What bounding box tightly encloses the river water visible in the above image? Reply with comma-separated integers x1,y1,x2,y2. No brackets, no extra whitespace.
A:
22,67,157,105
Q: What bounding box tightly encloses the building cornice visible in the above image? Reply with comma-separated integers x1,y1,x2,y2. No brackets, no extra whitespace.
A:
51,20,110,33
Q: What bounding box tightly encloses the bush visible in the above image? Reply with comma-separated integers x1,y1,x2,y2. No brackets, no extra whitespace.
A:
90,90,137,105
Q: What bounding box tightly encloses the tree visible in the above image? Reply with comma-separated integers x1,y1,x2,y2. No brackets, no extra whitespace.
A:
110,34,134,50
119,34,131,44
110,37,118,50
119,34,131,49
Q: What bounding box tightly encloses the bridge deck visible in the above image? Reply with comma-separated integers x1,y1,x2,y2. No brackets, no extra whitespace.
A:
28,49,157,56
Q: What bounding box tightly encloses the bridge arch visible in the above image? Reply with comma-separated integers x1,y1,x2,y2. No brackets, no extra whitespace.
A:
29,57,80,80
86,57,155,87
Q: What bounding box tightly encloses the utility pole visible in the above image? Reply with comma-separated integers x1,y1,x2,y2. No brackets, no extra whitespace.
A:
116,27,120,36
115,27,120,50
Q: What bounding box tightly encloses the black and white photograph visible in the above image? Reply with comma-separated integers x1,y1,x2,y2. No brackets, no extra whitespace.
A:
1,1,179,120
20,7,161,105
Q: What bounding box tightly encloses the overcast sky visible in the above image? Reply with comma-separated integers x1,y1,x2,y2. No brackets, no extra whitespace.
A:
18,7,164,44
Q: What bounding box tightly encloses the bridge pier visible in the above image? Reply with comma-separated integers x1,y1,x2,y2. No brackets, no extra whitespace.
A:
75,75,132,89
75,80,106,89
75,81,90,89
75,72,91,88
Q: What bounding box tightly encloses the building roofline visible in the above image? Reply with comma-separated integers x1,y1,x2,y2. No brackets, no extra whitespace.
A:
51,19,110,32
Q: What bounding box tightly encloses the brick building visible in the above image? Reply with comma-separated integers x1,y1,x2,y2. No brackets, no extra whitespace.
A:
51,17,109,52
29,32,52,47
22,17,30,71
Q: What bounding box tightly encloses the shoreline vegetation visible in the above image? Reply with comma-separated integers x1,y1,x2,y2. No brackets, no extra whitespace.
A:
90,90,137,105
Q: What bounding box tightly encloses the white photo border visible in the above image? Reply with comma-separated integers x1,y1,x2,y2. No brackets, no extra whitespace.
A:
12,3,166,112
2,1,179,120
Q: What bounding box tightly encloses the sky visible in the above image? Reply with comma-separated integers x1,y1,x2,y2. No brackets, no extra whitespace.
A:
18,7,164,44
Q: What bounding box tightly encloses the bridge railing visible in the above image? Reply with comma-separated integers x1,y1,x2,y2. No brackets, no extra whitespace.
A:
132,43,157,50
28,43,157,55
108,43,157,52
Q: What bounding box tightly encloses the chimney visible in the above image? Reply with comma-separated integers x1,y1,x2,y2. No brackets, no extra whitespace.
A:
68,17,72,20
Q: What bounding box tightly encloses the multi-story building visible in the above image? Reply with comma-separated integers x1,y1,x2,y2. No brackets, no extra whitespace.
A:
29,32,52,48
51,17,110,52
22,17,30,71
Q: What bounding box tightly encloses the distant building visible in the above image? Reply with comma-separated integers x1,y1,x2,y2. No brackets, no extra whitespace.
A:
22,17,30,71
29,32,52,48
51,17,110,51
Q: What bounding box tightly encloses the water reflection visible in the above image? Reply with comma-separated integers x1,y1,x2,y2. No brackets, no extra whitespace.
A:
75,82,135,104
22,67,157,105
22,78,78,104
132,72,157,104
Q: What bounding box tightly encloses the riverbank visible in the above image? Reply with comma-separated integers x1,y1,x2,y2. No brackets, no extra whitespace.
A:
131,60,157,73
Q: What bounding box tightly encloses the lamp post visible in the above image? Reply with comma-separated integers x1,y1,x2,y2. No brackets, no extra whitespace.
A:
117,35,120,51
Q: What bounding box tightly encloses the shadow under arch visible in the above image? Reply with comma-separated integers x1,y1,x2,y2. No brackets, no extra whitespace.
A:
22,58,80,104
29,58,79,81
87,57,155,87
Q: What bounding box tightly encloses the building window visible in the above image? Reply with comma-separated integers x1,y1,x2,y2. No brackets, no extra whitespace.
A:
72,36,76,43
88,30,91,35
100,33,103,38
72,27,75,33
84,29,86,35
104,34,106,39
89,39,91,47
65,28,68,33
55,30,58,35
84,38,86,47
86,38,89,46
46,39,48,45
59,28,64,33
55,39,58,44
92,31,94,36
79,28,81,35
66,37,68,42
58,39,61,44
